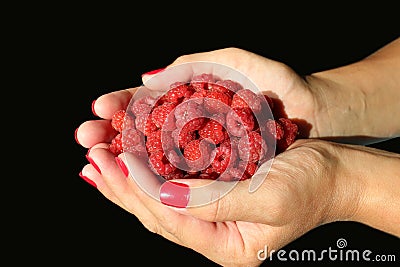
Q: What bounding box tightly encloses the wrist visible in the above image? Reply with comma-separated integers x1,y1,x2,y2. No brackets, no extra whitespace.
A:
327,144,400,237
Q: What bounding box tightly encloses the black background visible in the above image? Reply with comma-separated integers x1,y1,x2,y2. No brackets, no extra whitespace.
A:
24,3,400,267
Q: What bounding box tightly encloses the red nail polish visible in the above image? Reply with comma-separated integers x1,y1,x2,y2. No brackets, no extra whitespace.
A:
141,67,165,77
74,128,80,144
86,155,102,174
79,172,97,188
86,148,91,157
160,181,190,208
115,157,129,177
91,100,98,116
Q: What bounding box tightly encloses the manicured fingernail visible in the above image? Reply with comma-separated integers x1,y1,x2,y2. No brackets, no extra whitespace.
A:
86,155,102,174
79,172,97,188
115,157,129,177
141,67,165,77
74,128,80,144
91,100,98,116
160,181,190,208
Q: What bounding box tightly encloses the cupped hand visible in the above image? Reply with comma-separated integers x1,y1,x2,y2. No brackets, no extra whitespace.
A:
80,136,366,267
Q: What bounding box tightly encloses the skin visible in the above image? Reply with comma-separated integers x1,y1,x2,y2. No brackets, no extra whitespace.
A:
76,38,400,267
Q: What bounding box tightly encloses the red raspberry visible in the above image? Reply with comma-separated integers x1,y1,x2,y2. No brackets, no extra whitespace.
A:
204,90,231,114
135,113,158,136
163,82,190,103
109,133,123,155
172,128,197,149
189,89,207,105
231,89,262,113
111,109,134,132
238,160,258,177
174,100,206,131
226,108,255,137
130,96,157,116
210,140,237,174
198,119,226,145
163,168,185,180
145,129,174,154
277,118,298,151
265,119,285,140
237,131,267,163
151,102,176,130
148,150,176,176
183,139,212,171
121,128,146,157
214,79,243,97
190,73,216,91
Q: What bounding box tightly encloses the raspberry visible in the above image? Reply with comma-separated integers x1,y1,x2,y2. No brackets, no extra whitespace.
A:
149,150,176,176
135,113,158,136
106,72,299,181
198,119,226,145
121,128,146,157
190,73,216,91
183,139,212,171
265,119,285,140
172,128,197,149
163,82,190,103
174,100,206,131
237,131,267,163
215,79,243,94
109,133,123,155
231,89,262,113
111,109,133,132
204,90,231,114
164,169,185,180
130,96,156,116
151,102,176,130
145,129,174,154
210,140,237,174
277,118,298,151
226,108,255,137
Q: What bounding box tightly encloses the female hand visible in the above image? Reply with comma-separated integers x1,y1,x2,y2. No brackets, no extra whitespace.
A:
76,42,400,266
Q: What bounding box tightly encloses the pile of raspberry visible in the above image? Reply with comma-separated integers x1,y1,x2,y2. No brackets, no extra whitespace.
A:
109,73,299,181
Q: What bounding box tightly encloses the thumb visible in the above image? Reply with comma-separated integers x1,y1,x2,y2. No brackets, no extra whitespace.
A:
159,163,280,223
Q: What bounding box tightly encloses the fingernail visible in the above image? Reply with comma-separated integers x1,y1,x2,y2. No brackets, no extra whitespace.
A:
86,148,91,157
79,172,97,188
115,157,129,177
86,155,102,174
74,128,80,144
141,67,165,77
91,100,98,116
160,181,190,208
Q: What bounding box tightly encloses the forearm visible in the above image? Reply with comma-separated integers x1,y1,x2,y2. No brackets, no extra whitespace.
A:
307,37,400,140
333,145,400,237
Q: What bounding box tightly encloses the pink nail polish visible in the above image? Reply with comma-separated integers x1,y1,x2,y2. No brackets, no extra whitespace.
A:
91,100,98,116
74,128,80,144
86,155,102,174
159,181,190,208
115,157,129,177
141,67,165,77
79,172,97,188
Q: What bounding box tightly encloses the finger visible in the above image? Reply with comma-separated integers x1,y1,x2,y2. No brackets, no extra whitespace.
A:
158,171,290,225
121,153,242,255
76,120,117,148
93,88,138,119
88,147,172,232
81,163,127,208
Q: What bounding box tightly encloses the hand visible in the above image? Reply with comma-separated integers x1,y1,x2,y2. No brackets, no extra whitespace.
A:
79,136,400,266
76,46,400,266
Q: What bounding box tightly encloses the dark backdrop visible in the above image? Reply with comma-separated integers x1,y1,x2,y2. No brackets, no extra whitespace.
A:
33,4,399,267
